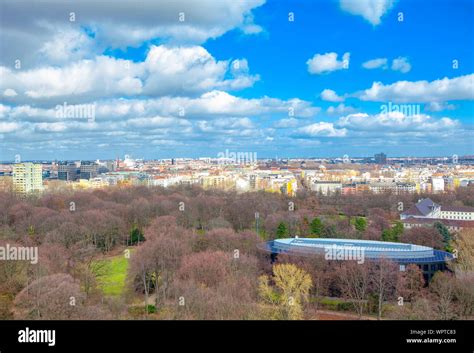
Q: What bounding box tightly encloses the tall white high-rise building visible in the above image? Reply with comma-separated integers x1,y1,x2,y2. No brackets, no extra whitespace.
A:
431,177,445,193
13,163,43,194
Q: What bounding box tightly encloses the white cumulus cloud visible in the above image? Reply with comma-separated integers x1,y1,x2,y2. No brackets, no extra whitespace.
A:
307,52,350,75
297,122,348,137
357,74,474,103
362,58,388,69
336,111,460,132
391,56,411,73
340,0,396,25
0,0,266,66
321,89,345,102
0,46,260,103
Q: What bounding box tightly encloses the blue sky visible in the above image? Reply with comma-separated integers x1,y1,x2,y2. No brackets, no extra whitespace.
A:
0,0,473,160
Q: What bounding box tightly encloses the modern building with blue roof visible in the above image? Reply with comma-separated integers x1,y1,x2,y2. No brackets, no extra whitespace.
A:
258,237,455,281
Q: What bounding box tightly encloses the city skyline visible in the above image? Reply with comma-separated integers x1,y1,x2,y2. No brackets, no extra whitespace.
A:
2,152,474,164
1,0,473,159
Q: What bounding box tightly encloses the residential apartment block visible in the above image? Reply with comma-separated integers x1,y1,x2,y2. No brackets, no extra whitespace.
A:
12,163,43,194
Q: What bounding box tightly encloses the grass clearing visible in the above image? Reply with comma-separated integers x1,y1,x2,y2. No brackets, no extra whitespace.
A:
94,251,130,296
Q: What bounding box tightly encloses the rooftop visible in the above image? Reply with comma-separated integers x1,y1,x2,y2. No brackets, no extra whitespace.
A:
402,198,440,217
258,237,454,264
441,205,474,213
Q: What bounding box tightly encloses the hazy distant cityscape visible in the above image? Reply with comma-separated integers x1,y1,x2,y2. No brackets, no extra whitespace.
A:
3,153,474,196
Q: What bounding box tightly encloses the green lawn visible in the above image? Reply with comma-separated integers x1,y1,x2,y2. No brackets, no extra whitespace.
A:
94,252,130,296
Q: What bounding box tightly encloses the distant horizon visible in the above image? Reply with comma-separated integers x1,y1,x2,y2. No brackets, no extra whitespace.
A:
2,153,474,164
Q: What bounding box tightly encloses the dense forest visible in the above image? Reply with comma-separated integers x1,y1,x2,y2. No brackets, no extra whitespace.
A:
0,185,473,320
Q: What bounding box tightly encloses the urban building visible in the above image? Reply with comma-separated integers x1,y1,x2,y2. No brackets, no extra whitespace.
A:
12,163,43,194
440,205,474,221
369,182,417,194
431,177,445,193
258,237,454,281
400,198,441,220
58,162,78,181
400,198,474,231
402,217,474,233
80,162,99,180
374,152,387,164
311,181,342,195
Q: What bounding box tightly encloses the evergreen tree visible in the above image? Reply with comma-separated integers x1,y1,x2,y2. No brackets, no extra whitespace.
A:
354,217,367,232
434,222,452,250
276,222,289,239
381,222,403,242
129,224,145,245
392,221,404,240
310,217,324,237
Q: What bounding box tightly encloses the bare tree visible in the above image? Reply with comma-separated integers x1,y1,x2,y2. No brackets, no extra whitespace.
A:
148,236,189,308
128,244,155,315
172,250,258,319
430,272,457,320
14,273,85,319
369,259,398,320
338,261,370,319
401,227,444,249
396,264,424,303
453,272,474,319
128,235,190,313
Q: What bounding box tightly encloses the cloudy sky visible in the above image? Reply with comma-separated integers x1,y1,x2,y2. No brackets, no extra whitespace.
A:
0,0,473,160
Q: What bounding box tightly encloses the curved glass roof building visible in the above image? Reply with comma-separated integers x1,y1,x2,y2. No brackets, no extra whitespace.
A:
258,237,454,266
